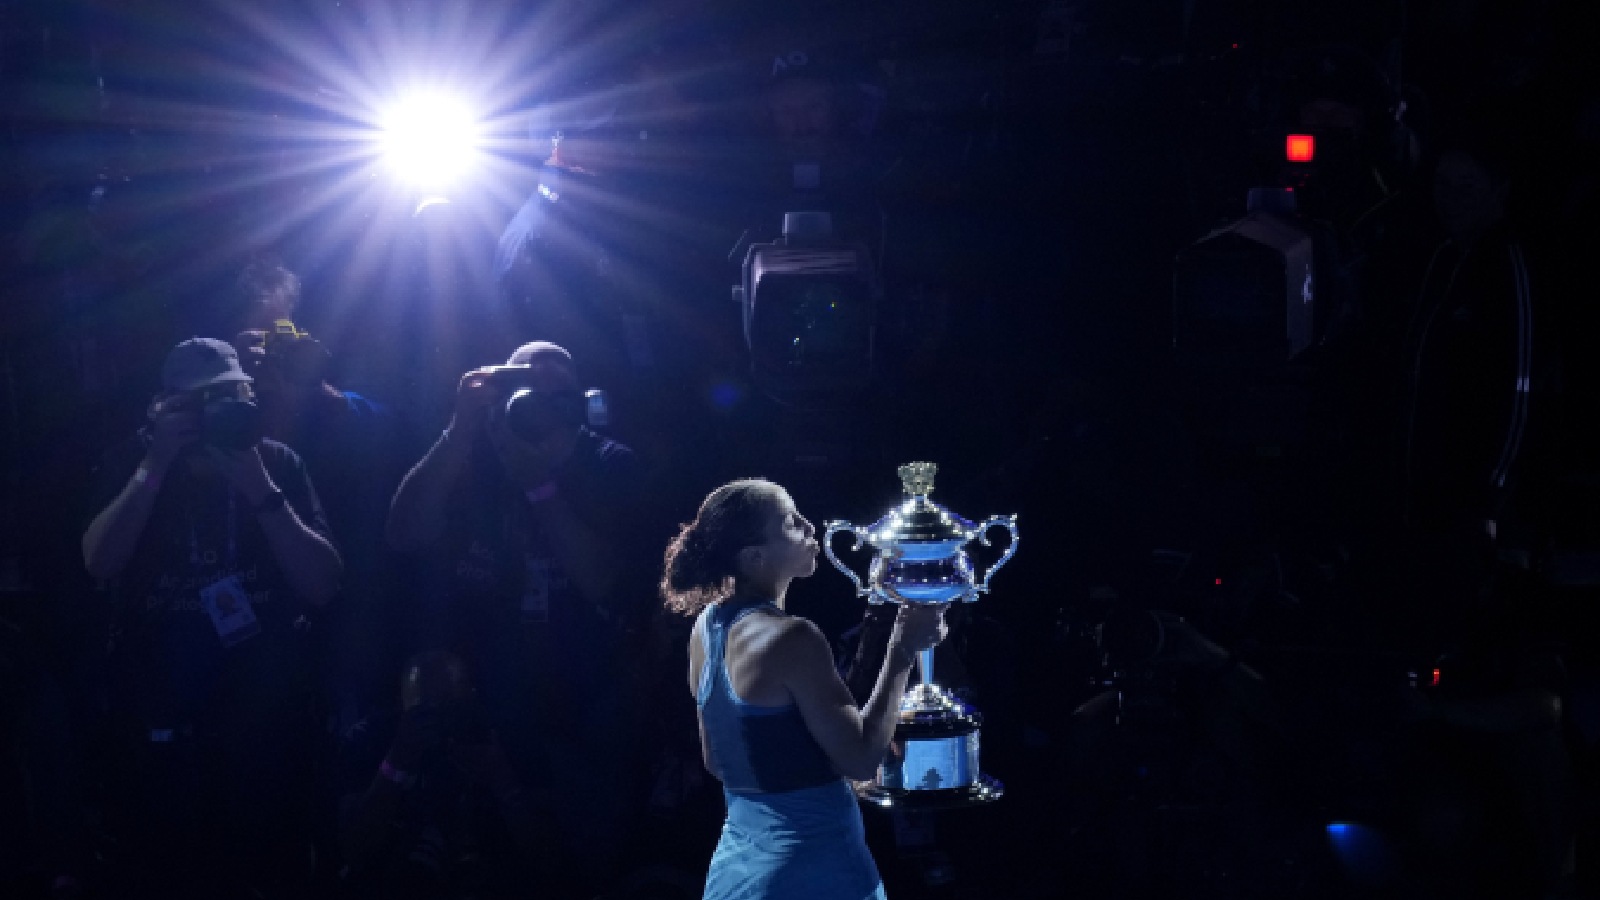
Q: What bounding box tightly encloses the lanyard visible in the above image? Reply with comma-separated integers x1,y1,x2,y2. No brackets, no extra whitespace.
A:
188,490,238,571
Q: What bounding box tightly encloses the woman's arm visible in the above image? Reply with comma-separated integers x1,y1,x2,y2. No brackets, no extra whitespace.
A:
778,607,943,781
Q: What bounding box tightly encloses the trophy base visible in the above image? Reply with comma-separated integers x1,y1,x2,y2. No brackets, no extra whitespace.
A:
855,773,1004,810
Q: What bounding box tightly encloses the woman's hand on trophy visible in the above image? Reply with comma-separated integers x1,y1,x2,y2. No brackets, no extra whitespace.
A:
889,602,950,659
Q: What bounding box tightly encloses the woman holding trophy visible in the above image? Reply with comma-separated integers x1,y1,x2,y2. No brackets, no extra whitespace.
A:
662,479,949,899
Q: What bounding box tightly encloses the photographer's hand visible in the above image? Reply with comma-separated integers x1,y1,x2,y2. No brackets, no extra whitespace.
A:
207,445,342,603
205,445,277,505
231,331,272,382
449,368,502,438
233,330,295,422
145,397,201,474
343,705,443,868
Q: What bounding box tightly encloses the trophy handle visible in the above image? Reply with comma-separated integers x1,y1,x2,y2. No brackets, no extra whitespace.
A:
973,515,1019,597
823,520,872,600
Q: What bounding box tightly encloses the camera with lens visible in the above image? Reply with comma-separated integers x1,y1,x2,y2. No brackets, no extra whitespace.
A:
203,390,262,450
238,319,331,387
732,211,878,404
478,365,609,444
154,382,262,452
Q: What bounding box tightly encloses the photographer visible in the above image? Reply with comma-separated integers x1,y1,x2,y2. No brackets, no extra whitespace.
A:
80,337,342,898
386,341,644,896
232,263,411,727
338,651,553,900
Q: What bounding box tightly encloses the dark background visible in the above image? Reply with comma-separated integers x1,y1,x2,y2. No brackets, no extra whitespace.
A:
3,0,1598,897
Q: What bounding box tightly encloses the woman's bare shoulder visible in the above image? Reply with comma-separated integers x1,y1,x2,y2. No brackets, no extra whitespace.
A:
730,608,817,655
764,614,832,663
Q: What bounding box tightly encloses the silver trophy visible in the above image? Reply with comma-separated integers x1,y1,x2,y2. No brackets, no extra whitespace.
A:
824,462,1018,808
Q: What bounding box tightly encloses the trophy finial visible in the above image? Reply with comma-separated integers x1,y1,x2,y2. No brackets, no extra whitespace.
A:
898,462,937,497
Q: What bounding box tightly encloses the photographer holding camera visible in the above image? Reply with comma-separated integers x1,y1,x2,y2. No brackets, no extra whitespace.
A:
386,340,645,896
231,260,411,729
80,336,343,897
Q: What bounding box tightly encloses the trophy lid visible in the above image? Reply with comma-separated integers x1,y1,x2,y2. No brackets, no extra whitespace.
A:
867,462,977,545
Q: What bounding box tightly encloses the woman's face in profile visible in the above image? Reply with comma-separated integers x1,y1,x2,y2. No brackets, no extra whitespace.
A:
751,488,820,581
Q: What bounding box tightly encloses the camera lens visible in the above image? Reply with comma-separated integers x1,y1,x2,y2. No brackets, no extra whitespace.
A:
203,398,262,450
504,389,584,443
504,389,547,443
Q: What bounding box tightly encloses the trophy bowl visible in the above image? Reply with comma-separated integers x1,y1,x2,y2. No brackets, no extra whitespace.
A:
866,554,975,604
824,462,1017,809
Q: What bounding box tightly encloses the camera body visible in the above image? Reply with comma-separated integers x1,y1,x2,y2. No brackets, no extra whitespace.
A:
202,395,263,450
477,365,608,444
733,212,878,403
153,384,261,451
239,319,331,387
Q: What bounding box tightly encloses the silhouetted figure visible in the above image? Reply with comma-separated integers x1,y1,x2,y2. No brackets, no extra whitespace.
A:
81,337,342,898
387,341,646,897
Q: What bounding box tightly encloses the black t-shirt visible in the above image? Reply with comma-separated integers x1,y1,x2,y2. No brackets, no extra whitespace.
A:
427,428,643,732
90,435,335,728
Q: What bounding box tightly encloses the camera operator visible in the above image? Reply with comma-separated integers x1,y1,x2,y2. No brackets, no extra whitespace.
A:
385,341,645,896
80,337,342,898
338,651,553,900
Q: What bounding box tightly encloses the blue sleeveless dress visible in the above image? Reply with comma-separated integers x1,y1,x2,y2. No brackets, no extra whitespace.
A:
698,599,888,900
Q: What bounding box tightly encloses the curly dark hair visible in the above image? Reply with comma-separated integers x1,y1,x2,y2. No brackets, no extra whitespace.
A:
660,479,782,615
235,259,301,314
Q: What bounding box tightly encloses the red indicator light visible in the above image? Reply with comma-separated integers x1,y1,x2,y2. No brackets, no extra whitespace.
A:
1286,134,1316,162
1430,668,1441,687
1214,578,1223,585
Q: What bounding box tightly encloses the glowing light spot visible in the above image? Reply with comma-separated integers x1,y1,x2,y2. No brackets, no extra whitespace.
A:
380,92,481,188
1286,134,1316,163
